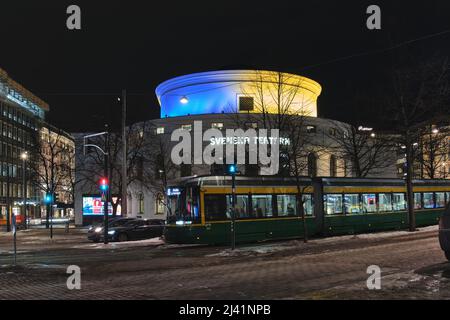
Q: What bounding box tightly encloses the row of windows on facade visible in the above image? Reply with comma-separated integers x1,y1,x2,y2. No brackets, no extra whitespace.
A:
0,162,29,178
0,102,38,130
136,192,164,216
202,191,450,221
0,120,34,146
154,123,320,135
0,144,29,162
0,182,33,198
176,153,340,178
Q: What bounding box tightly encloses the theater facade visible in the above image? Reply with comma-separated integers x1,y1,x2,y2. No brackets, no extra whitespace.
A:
75,70,398,225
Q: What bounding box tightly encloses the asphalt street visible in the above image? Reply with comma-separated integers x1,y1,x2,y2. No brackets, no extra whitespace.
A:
0,226,449,299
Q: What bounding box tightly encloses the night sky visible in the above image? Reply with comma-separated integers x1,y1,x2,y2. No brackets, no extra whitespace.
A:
1,0,449,132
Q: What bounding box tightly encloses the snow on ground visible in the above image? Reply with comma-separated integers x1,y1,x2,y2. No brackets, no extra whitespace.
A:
207,225,439,257
72,237,164,250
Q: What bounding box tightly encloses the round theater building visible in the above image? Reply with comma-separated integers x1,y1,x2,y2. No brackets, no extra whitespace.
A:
75,70,397,225
122,69,381,220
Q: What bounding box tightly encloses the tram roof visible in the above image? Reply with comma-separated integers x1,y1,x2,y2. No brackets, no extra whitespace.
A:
168,175,450,188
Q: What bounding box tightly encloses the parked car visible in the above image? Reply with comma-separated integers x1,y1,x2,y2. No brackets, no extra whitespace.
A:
107,219,165,242
438,203,450,260
87,217,137,242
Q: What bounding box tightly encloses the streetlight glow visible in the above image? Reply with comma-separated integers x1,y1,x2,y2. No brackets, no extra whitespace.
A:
180,96,189,104
21,151,28,160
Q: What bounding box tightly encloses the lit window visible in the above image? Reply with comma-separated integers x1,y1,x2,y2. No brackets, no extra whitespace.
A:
138,193,144,214
156,127,165,135
156,193,165,215
306,125,316,133
181,124,192,132
211,123,223,130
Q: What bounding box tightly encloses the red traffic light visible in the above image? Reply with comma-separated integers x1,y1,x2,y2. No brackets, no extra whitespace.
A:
99,177,109,192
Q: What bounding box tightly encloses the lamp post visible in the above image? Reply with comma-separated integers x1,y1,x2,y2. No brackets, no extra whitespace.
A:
20,152,28,229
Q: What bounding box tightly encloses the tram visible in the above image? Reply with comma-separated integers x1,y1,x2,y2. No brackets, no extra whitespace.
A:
164,176,450,245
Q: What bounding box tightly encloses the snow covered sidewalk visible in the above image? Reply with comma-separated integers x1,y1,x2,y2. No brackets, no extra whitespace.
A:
71,237,165,250
207,225,439,257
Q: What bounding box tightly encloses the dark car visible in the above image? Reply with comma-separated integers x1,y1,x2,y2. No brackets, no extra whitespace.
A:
87,217,136,242
101,219,165,242
438,203,450,260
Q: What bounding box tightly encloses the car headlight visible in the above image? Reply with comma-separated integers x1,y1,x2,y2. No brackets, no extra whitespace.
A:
108,230,116,235
88,226,93,231
95,227,102,233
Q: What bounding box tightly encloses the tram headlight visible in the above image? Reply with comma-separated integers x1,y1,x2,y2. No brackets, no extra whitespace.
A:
176,220,193,226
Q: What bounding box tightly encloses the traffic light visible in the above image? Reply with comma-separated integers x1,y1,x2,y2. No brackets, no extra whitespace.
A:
99,177,109,192
44,193,53,204
227,164,237,175
54,193,60,203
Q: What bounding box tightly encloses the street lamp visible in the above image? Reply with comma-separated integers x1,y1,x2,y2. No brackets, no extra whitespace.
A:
180,96,189,104
20,152,28,230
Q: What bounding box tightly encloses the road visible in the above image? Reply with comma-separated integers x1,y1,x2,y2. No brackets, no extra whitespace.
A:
0,226,449,300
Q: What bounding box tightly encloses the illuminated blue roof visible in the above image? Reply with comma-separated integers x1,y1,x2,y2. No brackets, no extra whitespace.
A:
155,70,321,118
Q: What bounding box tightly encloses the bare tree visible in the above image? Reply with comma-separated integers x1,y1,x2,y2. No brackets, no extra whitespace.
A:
141,124,178,216
77,122,150,216
233,71,319,242
324,123,397,178
382,56,449,231
415,124,450,179
30,127,73,227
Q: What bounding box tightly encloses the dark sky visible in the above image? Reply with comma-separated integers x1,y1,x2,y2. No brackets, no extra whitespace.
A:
1,0,449,132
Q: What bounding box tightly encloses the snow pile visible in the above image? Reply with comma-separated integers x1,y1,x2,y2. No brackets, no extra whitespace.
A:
207,225,439,257
72,237,164,250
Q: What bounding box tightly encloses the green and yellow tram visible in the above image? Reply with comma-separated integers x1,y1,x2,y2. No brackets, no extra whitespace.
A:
164,176,450,245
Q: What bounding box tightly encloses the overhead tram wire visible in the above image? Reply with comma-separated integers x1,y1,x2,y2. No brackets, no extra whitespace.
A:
37,28,450,99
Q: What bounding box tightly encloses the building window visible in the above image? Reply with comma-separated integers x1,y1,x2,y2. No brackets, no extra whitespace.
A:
156,193,165,215
306,125,317,134
181,124,192,131
329,155,337,177
307,153,317,177
211,123,223,130
138,193,144,215
238,96,254,112
156,127,165,135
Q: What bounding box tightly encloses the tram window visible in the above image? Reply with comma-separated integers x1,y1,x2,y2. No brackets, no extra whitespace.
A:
414,193,422,209
204,194,228,221
423,192,435,209
436,192,446,208
277,195,297,217
362,194,377,213
226,195,249,219
303,194,314,216
251,195,273,218
393,193,406,211
344,194,360,214
325,194,343,215
446,192,450,204
379,193,393,212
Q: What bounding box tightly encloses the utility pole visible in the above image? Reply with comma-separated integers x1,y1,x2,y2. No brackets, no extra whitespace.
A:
21,152,28,229
104,126,109,244
83,130,110,243
121,90,127,217
228,164,238,250
6,165,10,232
